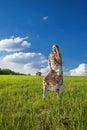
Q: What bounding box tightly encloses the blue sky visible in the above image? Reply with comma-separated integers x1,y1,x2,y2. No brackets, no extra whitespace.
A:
0,0,87,75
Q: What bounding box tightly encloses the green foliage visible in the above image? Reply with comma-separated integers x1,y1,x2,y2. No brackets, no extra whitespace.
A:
0,75,87,130
0,68,24,75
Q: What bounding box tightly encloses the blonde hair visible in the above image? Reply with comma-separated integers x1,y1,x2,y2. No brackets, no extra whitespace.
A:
52,44,62,65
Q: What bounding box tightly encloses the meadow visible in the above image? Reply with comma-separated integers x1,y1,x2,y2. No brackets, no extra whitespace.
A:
0,75,87,130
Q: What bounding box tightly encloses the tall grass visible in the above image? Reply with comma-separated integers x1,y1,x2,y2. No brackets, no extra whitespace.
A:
0,75,87,130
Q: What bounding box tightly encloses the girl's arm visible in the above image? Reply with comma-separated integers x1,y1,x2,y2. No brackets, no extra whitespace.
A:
48,56,52,72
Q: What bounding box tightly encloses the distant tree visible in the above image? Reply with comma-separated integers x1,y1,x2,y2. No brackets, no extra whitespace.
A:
28,73,31,76
36,72,42,76
0,68,25,75
0,68,16,75
0,68,2,74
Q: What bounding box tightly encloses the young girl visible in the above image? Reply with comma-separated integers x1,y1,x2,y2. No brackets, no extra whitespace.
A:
43,44,63,98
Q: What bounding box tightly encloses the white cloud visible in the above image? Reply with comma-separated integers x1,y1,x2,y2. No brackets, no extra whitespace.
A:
2,52,48,75
42,16,48,20
70,63,87,76
0,36,31,52
3,52,47,63
24,63,49,75
40,66,49,75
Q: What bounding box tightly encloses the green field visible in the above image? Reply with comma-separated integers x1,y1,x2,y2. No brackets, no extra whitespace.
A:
0,75,87,130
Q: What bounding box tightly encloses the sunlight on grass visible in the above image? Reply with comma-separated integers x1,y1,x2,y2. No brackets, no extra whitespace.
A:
0,75,87,130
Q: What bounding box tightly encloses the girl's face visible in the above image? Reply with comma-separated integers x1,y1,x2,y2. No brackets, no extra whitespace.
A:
52,46,56,52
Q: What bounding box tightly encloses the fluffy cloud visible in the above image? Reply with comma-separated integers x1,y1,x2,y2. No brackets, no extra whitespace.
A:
70,64,87,76
3,52,47,63
2,52,48,75
24,63,49,75
42,16,48,20
0,36,31,52
0,36,49,75
40,66,49,75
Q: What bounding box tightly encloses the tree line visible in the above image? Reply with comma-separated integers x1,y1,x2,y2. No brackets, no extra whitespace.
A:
0,68,24,75
0,68,42,76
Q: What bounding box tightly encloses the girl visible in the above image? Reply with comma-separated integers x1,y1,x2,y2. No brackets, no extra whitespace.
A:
43,44,63,98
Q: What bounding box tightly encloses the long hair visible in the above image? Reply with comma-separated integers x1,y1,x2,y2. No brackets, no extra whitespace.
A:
52,44,62,65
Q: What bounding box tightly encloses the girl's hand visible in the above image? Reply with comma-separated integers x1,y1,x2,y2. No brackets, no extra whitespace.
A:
49,68,52,73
